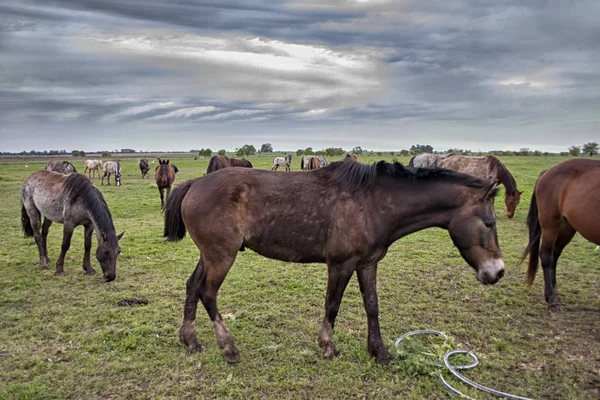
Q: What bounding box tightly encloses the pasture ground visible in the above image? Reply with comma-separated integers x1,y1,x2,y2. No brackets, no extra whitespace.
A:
0,154,598,399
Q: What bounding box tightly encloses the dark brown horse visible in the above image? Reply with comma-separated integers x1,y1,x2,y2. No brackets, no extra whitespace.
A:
155,159,176,210
521,158,600,310
411,154,522,218
229,157,253,168
21,171,124,281
139,158,149,178
206,156,230,174
164,160,503,364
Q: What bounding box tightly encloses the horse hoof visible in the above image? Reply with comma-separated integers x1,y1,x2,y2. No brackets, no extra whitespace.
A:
55,271,64,276
374,351,391,365
549,303,561,312
40,265,48,270
85,269,96,275
223,346,240,364
322,345,340,359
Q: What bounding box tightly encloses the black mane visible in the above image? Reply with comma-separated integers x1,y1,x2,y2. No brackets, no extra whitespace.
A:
63,173,116,242
486,155,519,194
329,159,494,194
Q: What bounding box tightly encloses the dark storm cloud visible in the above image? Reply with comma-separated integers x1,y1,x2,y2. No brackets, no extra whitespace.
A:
0,0,598,152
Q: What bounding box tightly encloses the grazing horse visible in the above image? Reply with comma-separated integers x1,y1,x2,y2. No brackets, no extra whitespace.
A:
84,160,103,179
139,158,149,178
229,158,253,168
207,156,231,174
520,158,600,310
155,159,176,210
301,155,327,170
164,159,503,364
307,156,321,170
21,171,124,281
102,161,122,186
346,154,358,161
271,155,292,171
411,154,522,218
46,161,77,174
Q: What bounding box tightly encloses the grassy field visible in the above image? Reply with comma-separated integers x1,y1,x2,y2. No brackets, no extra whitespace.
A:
0,154,598,400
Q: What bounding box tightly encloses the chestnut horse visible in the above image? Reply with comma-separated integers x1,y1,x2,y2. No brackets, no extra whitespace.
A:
155,159,176,210
229,157,253,168
21,171,124,281
164,159,503,364
307,156,320,170
410,154,522,218
521,158,600,310
206,156,230,174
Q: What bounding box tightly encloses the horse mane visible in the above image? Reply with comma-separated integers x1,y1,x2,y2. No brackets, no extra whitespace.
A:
329,159,495,194
485,155,519,194
63,173,116,242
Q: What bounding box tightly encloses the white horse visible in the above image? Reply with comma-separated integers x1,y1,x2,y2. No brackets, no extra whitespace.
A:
102,161,122,186
271,155,292,171
84,160,103,179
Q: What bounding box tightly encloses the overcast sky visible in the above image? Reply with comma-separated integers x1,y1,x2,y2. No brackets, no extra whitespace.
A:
1,1,598,153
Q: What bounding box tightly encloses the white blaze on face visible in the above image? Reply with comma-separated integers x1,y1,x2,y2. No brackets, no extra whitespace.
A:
476,258,505,284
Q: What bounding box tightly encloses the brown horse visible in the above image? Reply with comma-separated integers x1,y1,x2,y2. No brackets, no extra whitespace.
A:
307,156,321,170
21,171,124,281
346,154,358,161
164,160,503,364
229,157,253,168
520,158,600,310
411,154,522,218
155,159,176,210
206,156,230,174
139,158,149,178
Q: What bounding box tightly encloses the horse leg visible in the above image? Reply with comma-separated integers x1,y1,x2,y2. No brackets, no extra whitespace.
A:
546,221,576,310
159,188,165,210
101,172,106,185
55,224,75,276
41,217,53,266
318,262,355,359
356,263,390,364
82,223,96,275
25,203,48,269
539,227,559,310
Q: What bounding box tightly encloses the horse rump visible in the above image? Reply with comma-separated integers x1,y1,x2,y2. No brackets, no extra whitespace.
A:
163,179,195,241
519,176,543,286
21,203,35,237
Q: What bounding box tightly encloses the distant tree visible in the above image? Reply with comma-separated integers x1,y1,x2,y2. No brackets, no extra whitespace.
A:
532,150,542,156
190,149,200,153
518,148,531,156
410,144,433,154
236,144,256,157
198,148,212,157
217,149,226,156
399,149,410,156
581,142,599,156
296,149,305,156
121,148,136,153
304,147,313,155
71,150,85,157
260,143,273,153
101,151,111,157
567,145,581,156
323,147,345,156
351,146,363,155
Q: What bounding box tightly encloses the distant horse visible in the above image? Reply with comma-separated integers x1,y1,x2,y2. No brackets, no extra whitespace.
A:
207,156,230,174
84,160,103,179
21,171,124,281
411,154,522,218
520,158,600,310
229,158,253,168
139,159,149,178
408,153,455,168
307,157,321,170
164,159,503,364
301,155,327,170
155,159,176,210
46,161,77,174
102,161,122,186
346,154,358,162
271,155,292,171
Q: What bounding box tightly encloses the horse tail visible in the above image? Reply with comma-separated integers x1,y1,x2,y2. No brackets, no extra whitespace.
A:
21,203,35,237
408,155,416,168
207,156,218,174
301,158,304,170
163,180,194,241
520,178,542,286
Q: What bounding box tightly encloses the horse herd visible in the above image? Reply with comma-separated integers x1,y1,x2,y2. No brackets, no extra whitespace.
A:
21,154,599,365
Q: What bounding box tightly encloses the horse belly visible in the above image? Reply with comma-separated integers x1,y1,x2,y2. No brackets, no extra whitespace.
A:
32,194,65,223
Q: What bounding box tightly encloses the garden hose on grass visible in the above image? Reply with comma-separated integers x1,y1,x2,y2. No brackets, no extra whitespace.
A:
394,330,535,400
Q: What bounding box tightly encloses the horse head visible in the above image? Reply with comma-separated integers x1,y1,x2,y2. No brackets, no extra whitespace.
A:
96,230,125,282
447,181,504,285
504,190,523,218
114,162,122,186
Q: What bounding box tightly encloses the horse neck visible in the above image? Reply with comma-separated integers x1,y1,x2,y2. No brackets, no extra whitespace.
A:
376,179,470,242
491,158,518,193
79,191,117,244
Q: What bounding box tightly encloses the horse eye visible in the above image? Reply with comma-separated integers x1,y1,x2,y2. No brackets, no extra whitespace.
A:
484,221,495,228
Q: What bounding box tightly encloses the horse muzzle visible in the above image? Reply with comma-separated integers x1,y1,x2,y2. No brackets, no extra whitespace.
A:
104,273,116,282
476,259,505,285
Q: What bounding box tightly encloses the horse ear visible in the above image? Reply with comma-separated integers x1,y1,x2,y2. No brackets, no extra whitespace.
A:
117,231,125,241
519,190,524,195
482,180,498,201
166,160,169,164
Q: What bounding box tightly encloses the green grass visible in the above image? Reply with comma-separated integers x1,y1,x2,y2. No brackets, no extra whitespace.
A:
0,154,598,399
